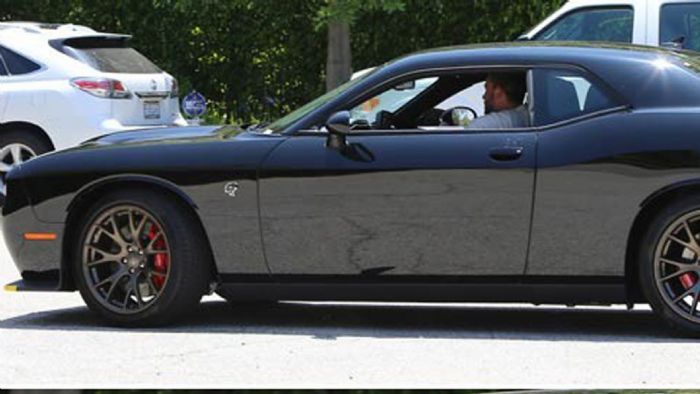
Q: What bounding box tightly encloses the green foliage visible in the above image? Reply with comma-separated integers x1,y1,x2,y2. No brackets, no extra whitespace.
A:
0,0,564,125
316,0,406,26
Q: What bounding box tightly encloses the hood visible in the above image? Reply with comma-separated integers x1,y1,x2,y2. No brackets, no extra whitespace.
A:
81,125,242,147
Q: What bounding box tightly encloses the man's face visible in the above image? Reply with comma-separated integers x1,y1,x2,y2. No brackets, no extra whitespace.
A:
483,78,508,114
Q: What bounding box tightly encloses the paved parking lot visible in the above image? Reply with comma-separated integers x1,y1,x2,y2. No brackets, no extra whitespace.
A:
1,236,700,388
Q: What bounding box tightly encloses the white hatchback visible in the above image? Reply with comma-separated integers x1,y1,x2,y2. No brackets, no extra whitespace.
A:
0,22,186,185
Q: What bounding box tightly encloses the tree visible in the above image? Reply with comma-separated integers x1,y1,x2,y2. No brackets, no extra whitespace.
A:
316,0,405,91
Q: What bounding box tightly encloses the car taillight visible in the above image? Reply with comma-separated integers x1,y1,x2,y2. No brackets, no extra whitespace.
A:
170,78,179,98
70,77,131,99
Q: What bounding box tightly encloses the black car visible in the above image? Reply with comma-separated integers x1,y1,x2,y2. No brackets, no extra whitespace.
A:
5,42,700,333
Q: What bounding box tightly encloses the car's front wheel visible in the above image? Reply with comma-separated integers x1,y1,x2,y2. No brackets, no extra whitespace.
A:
74,189,211,327
640,194,700,336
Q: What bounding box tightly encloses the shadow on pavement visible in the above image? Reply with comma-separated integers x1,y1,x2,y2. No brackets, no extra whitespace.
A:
0,300,686,342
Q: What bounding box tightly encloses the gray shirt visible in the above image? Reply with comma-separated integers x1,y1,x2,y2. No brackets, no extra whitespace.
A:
467,105,530,129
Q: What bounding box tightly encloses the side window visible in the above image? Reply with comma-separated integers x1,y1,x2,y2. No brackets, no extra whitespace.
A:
536,7,633,43
0,46,40,75
350,77,437,124
533,69,618,126
660,3,700,51
436,82,485,117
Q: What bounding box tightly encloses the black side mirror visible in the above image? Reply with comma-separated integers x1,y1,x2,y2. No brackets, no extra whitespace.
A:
326,111,350,150
327,111,351,135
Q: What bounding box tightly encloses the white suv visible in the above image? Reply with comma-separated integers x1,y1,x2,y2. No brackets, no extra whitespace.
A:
0,22,186,182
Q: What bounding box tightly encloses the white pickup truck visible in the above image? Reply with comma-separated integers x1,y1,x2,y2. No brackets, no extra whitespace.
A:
520,0,700,50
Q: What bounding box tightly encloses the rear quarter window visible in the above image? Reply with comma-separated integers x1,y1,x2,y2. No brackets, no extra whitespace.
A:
0,46,41,75
533,69,620,126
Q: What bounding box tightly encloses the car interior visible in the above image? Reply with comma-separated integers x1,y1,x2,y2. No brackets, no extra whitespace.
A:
348,71,529,131
345,68,617,132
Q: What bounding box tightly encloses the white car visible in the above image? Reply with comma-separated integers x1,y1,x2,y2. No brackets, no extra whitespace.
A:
0,22,186,184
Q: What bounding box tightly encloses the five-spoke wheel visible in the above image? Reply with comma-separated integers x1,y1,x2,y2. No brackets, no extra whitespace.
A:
0,130,52,193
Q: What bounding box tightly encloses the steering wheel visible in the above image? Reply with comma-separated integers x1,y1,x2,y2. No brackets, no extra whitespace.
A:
439,106,478,126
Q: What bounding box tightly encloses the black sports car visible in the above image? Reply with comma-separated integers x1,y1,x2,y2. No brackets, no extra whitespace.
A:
5,42,700,333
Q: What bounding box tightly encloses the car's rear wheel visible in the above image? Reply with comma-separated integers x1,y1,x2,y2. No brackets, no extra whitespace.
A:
0,130,52,192
640,195,700,336
74,189,210,326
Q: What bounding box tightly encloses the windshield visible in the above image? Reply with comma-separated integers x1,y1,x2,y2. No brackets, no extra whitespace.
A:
265,69,374,133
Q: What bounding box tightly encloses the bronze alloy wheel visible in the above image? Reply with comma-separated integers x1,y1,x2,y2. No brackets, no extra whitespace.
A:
81,204,171,315
654,209,700,324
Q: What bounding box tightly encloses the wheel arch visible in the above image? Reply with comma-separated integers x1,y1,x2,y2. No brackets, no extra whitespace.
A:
625,180,700,303
0,121,55,150
60,175,218,291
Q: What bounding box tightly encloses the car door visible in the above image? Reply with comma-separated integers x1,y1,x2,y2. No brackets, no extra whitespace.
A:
258,71,537,277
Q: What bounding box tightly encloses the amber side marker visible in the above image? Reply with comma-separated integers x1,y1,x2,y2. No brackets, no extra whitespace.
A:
4,284,18,292
23,232,57,241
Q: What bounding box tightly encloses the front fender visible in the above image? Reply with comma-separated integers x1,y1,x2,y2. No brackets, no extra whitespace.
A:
67,174,199,214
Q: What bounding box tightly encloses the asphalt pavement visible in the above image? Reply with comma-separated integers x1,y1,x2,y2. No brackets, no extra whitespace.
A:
1,235,700,389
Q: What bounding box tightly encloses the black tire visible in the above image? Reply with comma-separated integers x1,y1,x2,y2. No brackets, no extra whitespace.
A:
0,128,52,161
640,194,700,336
73,188,211,327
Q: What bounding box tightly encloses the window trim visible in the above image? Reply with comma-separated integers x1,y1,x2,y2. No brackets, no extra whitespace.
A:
533,5,635,42
296,63,629,137
0,45,46,78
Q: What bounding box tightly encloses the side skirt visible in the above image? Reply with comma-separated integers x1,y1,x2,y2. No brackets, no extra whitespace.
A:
217,275,628,305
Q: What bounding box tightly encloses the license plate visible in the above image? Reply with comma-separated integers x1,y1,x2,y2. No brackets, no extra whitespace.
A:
143,101,160,119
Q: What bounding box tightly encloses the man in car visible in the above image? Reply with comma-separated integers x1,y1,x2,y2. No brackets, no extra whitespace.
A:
468,72,529,129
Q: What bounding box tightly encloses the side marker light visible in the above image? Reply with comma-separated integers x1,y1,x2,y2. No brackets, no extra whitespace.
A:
23,233,57,241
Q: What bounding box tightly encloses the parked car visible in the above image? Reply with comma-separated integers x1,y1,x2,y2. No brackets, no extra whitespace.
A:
0,22,186,190
521,0,700,50
5,42,700,333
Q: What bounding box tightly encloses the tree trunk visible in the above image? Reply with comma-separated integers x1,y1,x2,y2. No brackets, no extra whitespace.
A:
326,20,352,91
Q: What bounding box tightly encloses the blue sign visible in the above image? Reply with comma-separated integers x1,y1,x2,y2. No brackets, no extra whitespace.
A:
182,90,207,117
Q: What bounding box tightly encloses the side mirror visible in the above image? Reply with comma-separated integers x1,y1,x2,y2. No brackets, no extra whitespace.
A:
326,111,351,136
326,111,350,150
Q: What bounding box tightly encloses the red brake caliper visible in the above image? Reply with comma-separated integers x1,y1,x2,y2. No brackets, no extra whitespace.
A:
148,225,168,288
680,272,697,290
